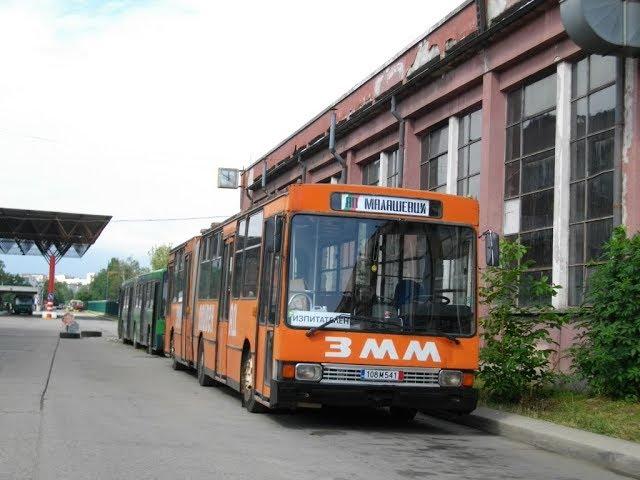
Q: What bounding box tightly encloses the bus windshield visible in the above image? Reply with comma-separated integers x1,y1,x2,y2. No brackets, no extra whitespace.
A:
287,214,475,336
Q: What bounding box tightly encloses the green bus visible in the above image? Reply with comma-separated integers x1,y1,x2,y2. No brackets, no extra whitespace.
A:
118,269,167,354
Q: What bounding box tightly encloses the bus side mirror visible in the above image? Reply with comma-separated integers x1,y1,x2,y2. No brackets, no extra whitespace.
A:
485,231,500,267
273,216,284,253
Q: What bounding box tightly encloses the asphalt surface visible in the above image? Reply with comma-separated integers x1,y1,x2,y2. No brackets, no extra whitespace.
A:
0,312,631,480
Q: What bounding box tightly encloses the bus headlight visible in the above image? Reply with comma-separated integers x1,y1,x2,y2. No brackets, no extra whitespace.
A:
295,363,322,382
439,370,463,387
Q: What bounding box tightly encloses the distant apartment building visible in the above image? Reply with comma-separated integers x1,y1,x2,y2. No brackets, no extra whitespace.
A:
21,273,95,292
236,0,639,370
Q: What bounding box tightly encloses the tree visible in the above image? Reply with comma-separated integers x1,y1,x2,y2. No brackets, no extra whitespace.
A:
81,257,148,301
572,227,640,400
0,260,30,305
148,244,172,270
479,239,564,403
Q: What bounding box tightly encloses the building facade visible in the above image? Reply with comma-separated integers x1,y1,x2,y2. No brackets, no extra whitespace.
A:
238,0,639,369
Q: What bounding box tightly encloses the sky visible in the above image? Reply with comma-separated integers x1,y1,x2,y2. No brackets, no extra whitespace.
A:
1,0,462,277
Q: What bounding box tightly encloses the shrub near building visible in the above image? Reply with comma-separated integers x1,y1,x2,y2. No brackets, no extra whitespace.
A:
572,227,640,401
478,240,565,403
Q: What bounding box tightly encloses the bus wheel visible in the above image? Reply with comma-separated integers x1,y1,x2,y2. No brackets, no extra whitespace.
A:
389,407,417,423
240,351,265,413
170,334,183,371
197,340,214,387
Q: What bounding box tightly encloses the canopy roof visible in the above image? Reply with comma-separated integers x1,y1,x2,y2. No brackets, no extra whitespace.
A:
0,208,111,260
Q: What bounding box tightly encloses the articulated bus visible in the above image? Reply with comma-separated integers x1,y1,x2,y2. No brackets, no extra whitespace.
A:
165,183,483,419
119,268,168,354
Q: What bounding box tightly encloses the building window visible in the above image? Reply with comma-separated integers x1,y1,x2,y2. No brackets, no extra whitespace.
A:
457,109,482,198
568,55,616,306
362,159,380,186
420,125,448,192
386,150,400,187
504,72,557,304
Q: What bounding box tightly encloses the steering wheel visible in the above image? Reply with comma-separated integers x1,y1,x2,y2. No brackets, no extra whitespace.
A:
415,294,451,305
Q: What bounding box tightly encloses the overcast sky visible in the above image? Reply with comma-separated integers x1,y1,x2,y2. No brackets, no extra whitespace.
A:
1,0,461,276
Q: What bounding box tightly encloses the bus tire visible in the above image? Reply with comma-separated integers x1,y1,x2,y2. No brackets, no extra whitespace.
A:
241,349,266,413
170,334,183,371
389,407,417,423
197,340,214,386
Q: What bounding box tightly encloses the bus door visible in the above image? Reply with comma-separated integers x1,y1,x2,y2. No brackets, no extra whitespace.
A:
215,237,234,379
148,282,158,348
255,216,283,398
182,254,194,364
140,283,149,345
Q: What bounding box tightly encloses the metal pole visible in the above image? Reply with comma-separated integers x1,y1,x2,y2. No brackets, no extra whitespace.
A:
47,255,55,295
104,264,109,301
613,56,625,228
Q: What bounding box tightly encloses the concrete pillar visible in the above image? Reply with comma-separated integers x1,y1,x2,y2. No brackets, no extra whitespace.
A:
446,116,460,195
379,152,389,187
479,71,506,243
623,58,640,234
346,150,361,185
403,119,421,189
552,61,571,309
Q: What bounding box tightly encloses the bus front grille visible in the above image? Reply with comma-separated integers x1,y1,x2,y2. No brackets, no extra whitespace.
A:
320,364,440,387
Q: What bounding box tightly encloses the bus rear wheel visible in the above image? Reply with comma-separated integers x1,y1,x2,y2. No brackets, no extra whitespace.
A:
170,334,183,371
197,340,214,386
147,326,153,355
241,351,266,413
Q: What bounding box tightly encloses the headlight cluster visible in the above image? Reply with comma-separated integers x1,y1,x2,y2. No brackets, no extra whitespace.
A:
438,369,463,387
295,363,322,382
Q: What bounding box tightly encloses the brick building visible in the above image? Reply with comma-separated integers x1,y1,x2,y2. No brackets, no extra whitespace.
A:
237,0,639,368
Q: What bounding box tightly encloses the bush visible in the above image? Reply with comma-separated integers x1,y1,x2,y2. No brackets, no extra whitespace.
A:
479,239,564,403
572,227,640,400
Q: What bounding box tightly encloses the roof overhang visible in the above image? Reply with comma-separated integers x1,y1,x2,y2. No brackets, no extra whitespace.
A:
0,285,39,295
0,208,111,260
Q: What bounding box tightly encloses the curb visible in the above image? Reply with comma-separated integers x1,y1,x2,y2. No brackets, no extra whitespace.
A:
432,407,640,479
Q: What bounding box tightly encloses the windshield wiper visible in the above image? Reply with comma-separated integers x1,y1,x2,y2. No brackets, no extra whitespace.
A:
306,314,402,337
413,329,461,344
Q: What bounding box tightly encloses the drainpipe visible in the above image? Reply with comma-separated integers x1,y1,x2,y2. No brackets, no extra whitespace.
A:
297,152,307,183
262,158,267,190
244,169,254,206
390,95,405,187
613,57,624,227
329,110,347,183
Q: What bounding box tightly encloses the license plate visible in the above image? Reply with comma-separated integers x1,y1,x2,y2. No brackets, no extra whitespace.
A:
360,369,404,381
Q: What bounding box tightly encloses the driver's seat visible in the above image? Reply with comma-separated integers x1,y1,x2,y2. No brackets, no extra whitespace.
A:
393,280,424,311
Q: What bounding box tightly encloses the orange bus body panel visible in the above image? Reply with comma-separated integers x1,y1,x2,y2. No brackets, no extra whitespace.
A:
165,184,481,412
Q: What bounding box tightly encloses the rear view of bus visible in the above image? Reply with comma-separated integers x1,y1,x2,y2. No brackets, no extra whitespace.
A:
271,185,479,418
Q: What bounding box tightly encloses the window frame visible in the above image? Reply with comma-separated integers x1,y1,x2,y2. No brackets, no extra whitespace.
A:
568,55,617,306
504,72,558,304
457,109,482,198
420,123,449,192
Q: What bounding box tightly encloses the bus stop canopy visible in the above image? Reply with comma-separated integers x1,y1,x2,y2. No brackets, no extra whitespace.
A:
0,208,111,260
0,285,39,295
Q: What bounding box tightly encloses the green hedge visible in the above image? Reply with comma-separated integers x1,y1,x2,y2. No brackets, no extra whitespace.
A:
86,300,119,316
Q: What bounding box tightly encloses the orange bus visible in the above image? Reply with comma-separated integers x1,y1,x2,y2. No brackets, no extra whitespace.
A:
165,183,488,420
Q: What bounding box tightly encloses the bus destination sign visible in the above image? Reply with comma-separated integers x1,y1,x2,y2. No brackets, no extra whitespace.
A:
331,193,442,218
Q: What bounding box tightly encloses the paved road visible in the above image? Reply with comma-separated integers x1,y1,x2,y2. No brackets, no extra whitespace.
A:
0,313,630,480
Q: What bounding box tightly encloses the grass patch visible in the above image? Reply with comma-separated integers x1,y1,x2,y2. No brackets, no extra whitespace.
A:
480,389,640,443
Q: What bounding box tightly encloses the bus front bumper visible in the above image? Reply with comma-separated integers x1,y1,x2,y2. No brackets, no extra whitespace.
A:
270,380,478,412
